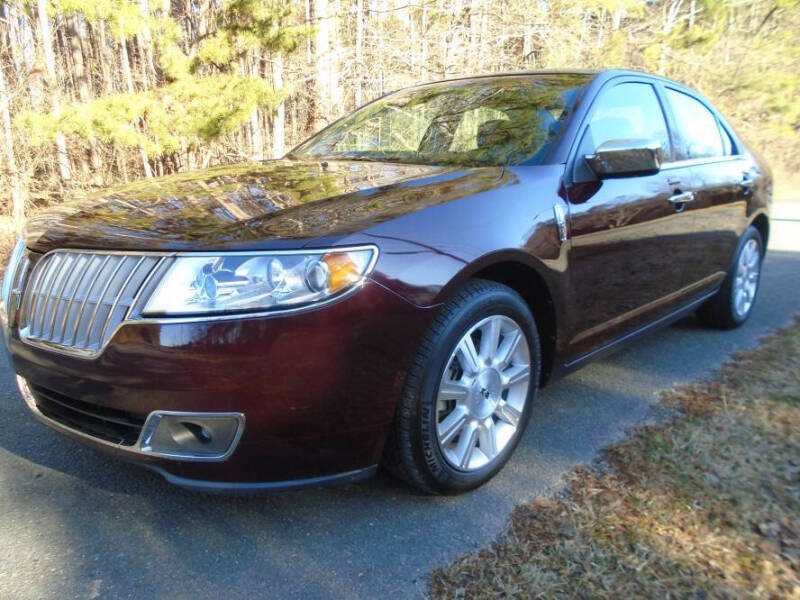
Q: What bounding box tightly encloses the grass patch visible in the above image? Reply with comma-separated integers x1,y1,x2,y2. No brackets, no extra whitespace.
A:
430,318,800,599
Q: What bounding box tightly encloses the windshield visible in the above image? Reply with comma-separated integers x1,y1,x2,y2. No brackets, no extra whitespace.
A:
291,73,591,167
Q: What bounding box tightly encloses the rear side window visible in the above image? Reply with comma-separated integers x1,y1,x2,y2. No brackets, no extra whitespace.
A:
584,82,671,156
665,89,723,159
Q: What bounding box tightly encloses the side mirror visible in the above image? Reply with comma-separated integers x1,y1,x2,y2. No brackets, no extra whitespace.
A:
584,139,663,178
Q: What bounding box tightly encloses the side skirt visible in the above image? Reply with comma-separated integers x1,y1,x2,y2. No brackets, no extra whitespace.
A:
560,289,718,375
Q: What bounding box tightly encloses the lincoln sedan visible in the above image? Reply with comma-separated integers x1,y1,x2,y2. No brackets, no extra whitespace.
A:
0,69,770,494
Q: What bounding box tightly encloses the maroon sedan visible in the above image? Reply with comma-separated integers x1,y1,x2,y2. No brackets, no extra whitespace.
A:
1,69,770,494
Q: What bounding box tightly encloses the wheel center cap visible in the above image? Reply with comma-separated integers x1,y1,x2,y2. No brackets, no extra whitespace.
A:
470,369,502,420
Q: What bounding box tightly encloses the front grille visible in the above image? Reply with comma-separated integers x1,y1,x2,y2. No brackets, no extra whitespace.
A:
30,384,146,446
19,251,162,356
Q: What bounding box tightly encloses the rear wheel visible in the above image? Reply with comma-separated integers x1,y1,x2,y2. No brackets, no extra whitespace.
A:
697,226,764,329
383,279,540,494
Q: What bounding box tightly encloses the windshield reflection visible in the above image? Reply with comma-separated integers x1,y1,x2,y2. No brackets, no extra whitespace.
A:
292,74,591,167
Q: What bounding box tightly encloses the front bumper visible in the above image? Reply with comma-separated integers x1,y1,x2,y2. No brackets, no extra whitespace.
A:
4,280,433,489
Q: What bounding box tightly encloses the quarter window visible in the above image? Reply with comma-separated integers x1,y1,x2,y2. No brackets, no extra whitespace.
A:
665,89,724,159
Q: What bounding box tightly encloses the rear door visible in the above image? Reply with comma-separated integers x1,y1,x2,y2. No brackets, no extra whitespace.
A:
565,79,698,359
660,86,753,294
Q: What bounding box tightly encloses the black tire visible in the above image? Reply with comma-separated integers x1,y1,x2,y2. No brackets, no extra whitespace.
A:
383,279,541,495
697,225,764,329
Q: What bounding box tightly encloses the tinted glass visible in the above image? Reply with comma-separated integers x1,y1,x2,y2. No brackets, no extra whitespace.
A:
665,88,723,159
291,74,591,166
584,82,670,155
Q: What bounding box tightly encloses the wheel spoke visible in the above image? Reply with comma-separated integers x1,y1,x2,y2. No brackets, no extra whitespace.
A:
480,317,502,362
735,289,746,315
437,379,469,403
455,421,479,469
494,401,520,427
438,406,468,445
435,314,532,472
747,242,760,268
456,335,481,375
503,364,530,388
478,419,498,459
496,329,522,368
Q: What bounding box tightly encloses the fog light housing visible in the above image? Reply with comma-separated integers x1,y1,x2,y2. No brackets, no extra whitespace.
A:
139,411,245,461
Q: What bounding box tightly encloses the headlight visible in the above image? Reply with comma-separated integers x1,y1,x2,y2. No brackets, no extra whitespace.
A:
142,246,377,317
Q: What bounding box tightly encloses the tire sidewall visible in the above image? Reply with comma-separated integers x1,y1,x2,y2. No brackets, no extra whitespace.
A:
416,286,540,493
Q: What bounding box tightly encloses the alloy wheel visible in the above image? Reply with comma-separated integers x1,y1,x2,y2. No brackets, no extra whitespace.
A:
732,238,760,320
435,315,531,471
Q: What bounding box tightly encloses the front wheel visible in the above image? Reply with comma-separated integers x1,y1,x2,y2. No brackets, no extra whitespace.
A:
383,279,541,495
697,225,764,329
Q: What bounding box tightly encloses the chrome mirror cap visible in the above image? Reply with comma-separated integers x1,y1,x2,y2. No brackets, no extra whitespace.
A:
585,138,663,178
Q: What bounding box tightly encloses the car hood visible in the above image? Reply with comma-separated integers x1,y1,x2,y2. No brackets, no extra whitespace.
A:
25,159,508,253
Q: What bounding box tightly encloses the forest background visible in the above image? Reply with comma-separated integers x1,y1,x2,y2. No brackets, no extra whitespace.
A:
1,0,798,235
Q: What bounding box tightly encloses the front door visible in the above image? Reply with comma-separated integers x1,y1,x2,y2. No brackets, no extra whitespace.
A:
564,80,698,359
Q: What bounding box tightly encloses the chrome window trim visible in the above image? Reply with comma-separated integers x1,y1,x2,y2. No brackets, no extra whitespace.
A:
17,375,245,462
16,244,379,360
659,154,745,170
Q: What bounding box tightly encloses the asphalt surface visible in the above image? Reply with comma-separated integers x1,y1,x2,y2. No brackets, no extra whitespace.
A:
1,234,798,599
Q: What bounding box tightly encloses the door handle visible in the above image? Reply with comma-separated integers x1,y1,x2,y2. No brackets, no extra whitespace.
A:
668,191,696,204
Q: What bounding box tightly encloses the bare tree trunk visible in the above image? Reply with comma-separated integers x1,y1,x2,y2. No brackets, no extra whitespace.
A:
137,0,158,83
37,0,71,183
470,0,481,71
272,55,285,158
313,0,330,129
68,15,103,183
96,20,114,94
421,3,428,77
305,0,312,63
120,34,153,178
355,0,363,107
0,63,26,231
313,0,341,128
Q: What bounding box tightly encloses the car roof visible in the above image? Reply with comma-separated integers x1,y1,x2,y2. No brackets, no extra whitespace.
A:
413,68,683,89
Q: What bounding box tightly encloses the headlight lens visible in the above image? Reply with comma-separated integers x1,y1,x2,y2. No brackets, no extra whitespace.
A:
142,246,377,317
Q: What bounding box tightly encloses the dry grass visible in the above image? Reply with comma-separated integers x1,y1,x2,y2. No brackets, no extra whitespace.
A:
430,318,800,599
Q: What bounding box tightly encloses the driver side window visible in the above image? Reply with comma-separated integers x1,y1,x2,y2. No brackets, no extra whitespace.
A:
586,82,670,155
573,81,670,181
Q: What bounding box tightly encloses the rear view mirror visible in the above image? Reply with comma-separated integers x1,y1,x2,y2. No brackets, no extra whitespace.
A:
584,139,663,178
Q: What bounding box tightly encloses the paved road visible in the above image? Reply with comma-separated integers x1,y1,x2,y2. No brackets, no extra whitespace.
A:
1,241,798,599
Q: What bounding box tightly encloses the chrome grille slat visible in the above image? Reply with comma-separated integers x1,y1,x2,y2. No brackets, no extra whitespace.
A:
38,253,67,336
30,254,60,337
98,256,145,344
82,256,127,347
57,254,92,343
46,253,78,339
69,255,110,346
19,251,160,357
21,255,45,324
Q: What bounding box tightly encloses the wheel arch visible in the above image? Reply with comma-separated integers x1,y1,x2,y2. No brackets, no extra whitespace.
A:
750,211,769,249
436,250,561,387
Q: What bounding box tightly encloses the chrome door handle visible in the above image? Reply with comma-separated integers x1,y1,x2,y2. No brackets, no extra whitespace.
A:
668,191,696,204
